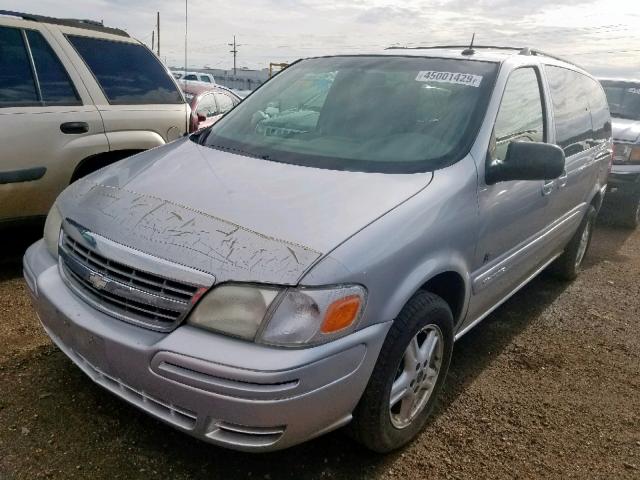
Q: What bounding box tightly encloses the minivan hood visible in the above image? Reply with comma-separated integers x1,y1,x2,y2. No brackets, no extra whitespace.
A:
57,138,432,284
612,117,640,144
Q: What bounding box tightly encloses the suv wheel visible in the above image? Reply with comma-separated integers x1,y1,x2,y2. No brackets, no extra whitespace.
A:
550,205,597,281
349,291,453,453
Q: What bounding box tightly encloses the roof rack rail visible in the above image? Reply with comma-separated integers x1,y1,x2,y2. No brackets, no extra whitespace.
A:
0,10,129,37
521,48,581,69
386,45,525,52
385,44,582,69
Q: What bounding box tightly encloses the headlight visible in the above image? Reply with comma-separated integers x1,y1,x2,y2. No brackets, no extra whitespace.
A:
613,143,640,164
259,285,366,346
187,284,366,346
187,285,279,340
43,204,63,259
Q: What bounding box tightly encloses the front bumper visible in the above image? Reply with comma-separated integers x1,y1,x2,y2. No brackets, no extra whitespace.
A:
608,166,640,196
24,240,390,452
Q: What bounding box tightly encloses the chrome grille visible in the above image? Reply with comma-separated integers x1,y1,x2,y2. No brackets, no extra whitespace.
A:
59,228,205,332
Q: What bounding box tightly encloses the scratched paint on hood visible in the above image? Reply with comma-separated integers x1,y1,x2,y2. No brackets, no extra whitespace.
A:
58,180,322,285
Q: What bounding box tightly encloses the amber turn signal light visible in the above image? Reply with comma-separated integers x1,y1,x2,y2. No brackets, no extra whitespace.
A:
321,295,362,334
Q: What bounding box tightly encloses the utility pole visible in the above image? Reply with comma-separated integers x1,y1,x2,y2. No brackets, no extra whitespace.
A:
151,30,155,53
228,35,242,75
156,11,160,56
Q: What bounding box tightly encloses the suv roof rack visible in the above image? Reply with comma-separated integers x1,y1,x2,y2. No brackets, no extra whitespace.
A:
386,45,581,68
0,10,130,37
520,48,581,68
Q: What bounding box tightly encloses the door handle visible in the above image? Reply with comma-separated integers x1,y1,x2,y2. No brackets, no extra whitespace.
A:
60,122,89,134
558,170,568,188
542,180,554,196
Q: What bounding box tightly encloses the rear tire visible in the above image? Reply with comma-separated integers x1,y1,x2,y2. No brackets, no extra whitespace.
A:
349,291,454,453
550,205,597,281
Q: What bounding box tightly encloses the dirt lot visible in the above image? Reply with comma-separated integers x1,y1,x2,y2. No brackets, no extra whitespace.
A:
0,221,638,480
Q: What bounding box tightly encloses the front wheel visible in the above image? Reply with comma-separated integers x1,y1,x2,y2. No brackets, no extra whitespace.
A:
549,205,597,281
349,291,454,453
618,193,640,229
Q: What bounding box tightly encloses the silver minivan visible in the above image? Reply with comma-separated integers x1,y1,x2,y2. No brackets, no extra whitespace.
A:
24,46,611,453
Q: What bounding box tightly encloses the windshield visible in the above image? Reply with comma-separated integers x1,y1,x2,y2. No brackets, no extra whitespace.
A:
197,56,498,173
601,80,640,121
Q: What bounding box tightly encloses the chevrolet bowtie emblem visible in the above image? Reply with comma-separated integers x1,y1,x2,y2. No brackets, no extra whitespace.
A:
87,273,108,290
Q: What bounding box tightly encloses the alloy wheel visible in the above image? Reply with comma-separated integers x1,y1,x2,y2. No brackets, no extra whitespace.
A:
389,325,444,429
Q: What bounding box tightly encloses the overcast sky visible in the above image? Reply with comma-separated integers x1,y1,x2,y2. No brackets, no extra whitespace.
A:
7,0,640,76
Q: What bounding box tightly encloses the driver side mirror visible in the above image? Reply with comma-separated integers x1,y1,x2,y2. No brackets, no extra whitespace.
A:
197,113,207,122
487,141,565,184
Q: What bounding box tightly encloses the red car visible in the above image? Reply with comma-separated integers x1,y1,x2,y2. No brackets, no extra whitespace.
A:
182,83,241,132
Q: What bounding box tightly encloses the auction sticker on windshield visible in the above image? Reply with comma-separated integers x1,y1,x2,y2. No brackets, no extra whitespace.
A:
416,71,483,87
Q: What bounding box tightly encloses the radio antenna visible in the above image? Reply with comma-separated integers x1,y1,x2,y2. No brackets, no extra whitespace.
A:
462,33,476,55
183,0,189,135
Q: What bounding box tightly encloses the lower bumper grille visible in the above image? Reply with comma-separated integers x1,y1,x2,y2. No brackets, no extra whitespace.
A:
206,420,285,448
76,352,197,430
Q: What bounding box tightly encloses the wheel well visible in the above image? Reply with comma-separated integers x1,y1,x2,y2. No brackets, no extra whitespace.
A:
70,150,142,183
419,271,466,324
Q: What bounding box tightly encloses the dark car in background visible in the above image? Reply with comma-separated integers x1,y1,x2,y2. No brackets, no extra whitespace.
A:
182,83,241,132
599,78,640,228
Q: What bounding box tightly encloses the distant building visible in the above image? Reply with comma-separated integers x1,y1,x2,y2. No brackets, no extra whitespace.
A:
170,67,269,91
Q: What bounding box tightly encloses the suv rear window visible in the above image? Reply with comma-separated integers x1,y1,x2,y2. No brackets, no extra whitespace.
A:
67,35,183,105
199,56,498,173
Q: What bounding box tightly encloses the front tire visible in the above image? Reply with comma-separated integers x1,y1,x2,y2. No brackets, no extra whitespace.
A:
618,193,640,229
349,291,454,453
550,205,597,281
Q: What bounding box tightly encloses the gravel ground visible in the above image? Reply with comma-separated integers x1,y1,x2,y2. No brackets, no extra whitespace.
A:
0,221,638,480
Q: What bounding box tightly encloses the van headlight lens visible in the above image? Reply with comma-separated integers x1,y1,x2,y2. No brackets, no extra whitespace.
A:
43,205,63,259
187,285,279,340
187,284,366,346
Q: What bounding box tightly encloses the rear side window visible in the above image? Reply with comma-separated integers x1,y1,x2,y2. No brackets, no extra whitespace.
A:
545,66,593,156
585,78,611,144
214,92,235,114
67,35,183,105
0,26,39,106
200,76,211,83
26,30,80,105
493,67,545,161
196,94,217,117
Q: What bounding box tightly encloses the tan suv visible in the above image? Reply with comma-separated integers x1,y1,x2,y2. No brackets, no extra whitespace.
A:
0,11,189,225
